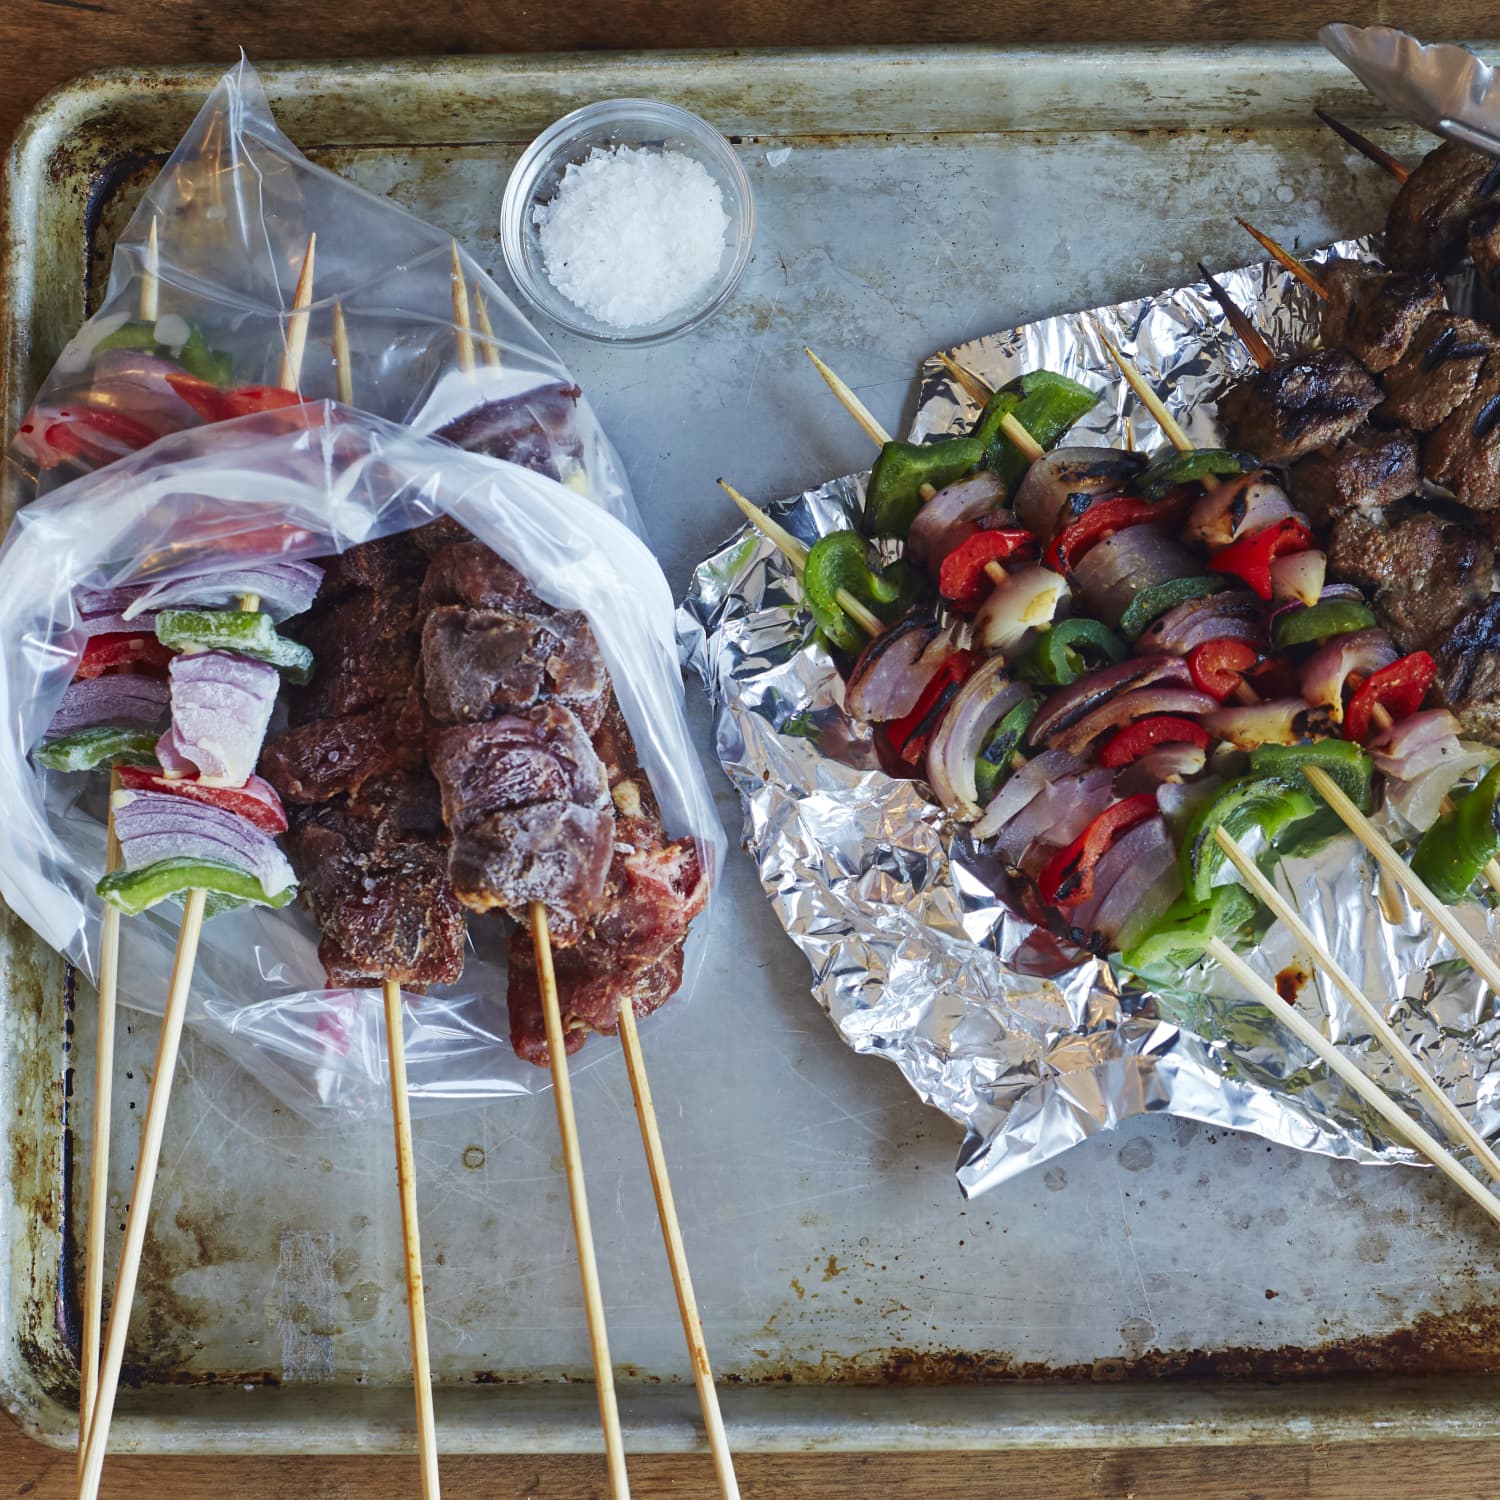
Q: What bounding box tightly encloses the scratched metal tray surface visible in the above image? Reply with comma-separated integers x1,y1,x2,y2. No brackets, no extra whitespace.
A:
6,45,1500,1458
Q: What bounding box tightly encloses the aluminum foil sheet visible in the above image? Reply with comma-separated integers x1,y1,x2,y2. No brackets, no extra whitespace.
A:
680,241,1500,1197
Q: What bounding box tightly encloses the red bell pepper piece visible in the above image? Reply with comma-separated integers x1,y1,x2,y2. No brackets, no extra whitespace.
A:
1187,638,1260,701
1096,715,1211,769
937,529,1035,611
1046,497,1161,575
1344,651,1437,744
884,650,977,766
1210,517,1316,600
1036,794,1159,908
76,632,173,680
23,407,161,470
116,765,289,835
166,371,305,423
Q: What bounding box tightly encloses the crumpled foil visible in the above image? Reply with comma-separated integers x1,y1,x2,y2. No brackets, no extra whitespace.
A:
680,238,1500,1197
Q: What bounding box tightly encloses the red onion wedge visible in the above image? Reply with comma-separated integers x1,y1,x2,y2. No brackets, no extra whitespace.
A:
111,788,296,899
1370,708,1464,781
1386,745,1500,829
995,765,1116,868
1028,655,1192,746
1203,697,1329,749
1184,471,1298,549
1013,447,1147,542
1136,589,1262,655
1050,686,1217,758
47,673,169,738
1068,815,1180,950
124,561,324,624
925,661,1030,817
167,650,281,786
1115,744,1209,795
1301,628,1399,719
974,564,1069,656
1269,549,1327,608
971,748,1081,840
906,471,1008,568
1071,523,1196,627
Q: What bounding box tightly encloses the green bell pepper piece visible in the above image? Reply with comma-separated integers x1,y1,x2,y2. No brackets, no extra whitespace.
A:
1411,762,1500,905
33,726,159,773
93,319,233,386
985,371,1100,489
1117,574,1231,641
970,390,1021,453
97,857,297,916
974,695,1038,806
1134,446,1256,502
1179,774,1319,901
1015,617,1127,688
1270,599,1378,651
1249,739,1375,815
1119,884,1259,974
155,608,314,684
803,532,906,653
864,437,984,537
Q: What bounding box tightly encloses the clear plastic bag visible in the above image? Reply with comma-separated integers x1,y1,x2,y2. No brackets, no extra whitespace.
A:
11,57,641,534
0,405,723,1120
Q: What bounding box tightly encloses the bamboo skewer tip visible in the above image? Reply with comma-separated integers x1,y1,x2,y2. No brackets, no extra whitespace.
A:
1234,216,1330,300
1314,109,1411,184
1197,262,1275,372
802,346,891,447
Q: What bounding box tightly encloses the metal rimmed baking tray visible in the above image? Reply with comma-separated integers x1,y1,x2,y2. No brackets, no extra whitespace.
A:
5,44,1500,1458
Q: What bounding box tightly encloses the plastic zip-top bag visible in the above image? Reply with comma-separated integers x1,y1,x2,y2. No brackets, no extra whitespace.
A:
0,405,723,1120
9,57,640,533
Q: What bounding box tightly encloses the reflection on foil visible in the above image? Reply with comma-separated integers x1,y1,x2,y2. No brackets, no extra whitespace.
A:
680,240,1500,1197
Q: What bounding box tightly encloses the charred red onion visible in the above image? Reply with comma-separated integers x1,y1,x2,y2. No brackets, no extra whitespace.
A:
1183,471,1299,549
1202,697,1328,749
1301,628,1400,719
1027,655,1192,746
925,660,1030,817
1012,447,1147,541
1071,523,1196,627
843,616,953,723
1050,686,1217,758
1136,589,1262,655
971,748,1080,839
906,471,1009,568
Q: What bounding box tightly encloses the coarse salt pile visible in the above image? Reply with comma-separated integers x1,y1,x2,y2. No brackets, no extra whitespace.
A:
535,145,730,330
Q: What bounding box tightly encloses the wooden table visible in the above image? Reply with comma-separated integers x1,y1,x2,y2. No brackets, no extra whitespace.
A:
2,1,1497,1494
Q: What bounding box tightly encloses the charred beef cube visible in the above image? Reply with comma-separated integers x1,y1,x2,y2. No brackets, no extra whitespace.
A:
261,711,420,804
505,930,685,1066
288,784,467,989
1216,350,1381,465
421,605,608,731
1319,260,1444,372
1385,141,1500,272
288,581,422,723
419,541,548,617
1328,508,1495,651
1290,427,1419,526
1425,376,1500,509
1436,596,1500,743
1380,313,1500,433
1469,204,1500,296
435,383,585,482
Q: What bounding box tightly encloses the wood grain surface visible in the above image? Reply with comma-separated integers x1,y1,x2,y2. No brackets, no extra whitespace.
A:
4,1,1500,1495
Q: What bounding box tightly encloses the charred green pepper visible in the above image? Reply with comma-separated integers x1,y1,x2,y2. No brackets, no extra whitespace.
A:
1249,739,1375,814
974,695,1038,805
1411,762,1500,905
97,857,297,916
1015,617,1126,688
985,371,1100,489
864,437,984,537
1134,446,1255,502
33,726,159,773
803,532,908,652
155,608,314,684
1117,574,1231,641
1179,774,1318,901
1119,884,1259,974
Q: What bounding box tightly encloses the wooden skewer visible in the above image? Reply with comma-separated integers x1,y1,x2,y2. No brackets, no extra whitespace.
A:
717,479,886,638
1197,262,1276,372
450,242,476,376
1212,828,1500,1186
1235,218,1331,300
471,283,501,369
803,345,890,446
276,232,317,395
139,218,160,325
935,348,994,407
331,302,354,406
1314,109,1411,184
532,905,630,1498
617,1001,739,1498
383,980,441,1499
1301,765,1500,1000
78,892,207,1500
1091,320,1196,454
1206,935,1500,1227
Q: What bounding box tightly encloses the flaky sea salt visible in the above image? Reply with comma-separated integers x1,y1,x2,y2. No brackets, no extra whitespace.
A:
534,145,730,329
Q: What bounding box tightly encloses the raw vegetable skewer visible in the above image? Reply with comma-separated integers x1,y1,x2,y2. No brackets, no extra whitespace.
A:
79,226,159,1469
1314,109,1411,183
1205,935,1500,1226
1212,827,1500,1186
79,242,320,1500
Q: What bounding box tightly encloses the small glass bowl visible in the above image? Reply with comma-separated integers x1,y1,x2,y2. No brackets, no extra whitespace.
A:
500,98,755,347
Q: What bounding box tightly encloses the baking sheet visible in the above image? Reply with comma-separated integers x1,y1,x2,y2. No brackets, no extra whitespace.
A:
7,45,1500,1456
